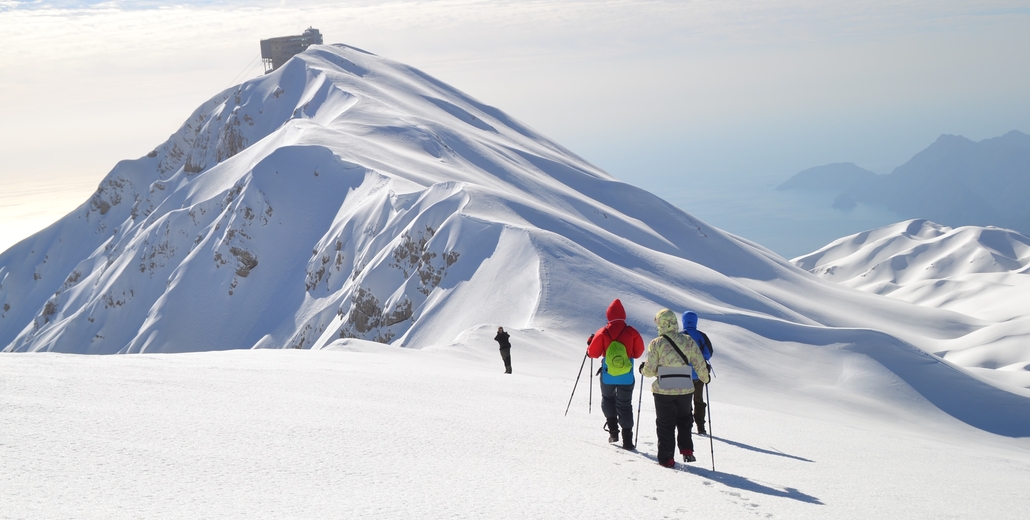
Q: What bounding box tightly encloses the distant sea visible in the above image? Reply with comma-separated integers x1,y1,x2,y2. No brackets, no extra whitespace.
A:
570,130,907,262
635,171,902,261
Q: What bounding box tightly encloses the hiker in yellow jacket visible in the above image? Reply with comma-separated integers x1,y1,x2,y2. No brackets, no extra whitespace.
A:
639,308,710,468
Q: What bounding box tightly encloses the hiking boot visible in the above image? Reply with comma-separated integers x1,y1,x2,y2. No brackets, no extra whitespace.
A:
681,450,696,463
696,428,707,436
604,422,619,443
622,429,635,450
659,459,676,468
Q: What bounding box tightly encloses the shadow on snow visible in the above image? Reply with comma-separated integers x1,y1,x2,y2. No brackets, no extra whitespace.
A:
709,435,815,463
635,451,824,505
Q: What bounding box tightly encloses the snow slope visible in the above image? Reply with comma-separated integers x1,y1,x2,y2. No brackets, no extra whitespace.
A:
3,345,1029,519
794,219,1030,389
1,42,1029,446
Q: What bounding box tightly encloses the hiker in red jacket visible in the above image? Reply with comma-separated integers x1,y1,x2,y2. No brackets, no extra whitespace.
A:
587,299,645,450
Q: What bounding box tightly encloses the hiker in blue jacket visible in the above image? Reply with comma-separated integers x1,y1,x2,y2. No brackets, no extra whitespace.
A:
682,311,713,435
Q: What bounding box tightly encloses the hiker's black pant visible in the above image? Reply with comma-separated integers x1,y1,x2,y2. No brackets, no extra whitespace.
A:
654,392,693,463
499,347,511,373
693,379,706,431
600,381,634,434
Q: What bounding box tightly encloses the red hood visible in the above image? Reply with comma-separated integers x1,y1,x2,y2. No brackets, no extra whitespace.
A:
606,299,626,323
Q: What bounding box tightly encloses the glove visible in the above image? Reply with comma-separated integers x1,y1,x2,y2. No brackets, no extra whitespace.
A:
586,333,594,345
638,362,646,374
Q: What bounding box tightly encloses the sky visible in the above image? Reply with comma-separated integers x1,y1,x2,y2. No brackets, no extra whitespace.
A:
1,0,1029,257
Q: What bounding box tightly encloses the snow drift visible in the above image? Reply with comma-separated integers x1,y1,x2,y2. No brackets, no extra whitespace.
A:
1,44,1029,436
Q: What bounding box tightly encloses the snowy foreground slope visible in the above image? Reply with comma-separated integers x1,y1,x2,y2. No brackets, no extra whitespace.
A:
794,219,1030,390
3,347,1030,519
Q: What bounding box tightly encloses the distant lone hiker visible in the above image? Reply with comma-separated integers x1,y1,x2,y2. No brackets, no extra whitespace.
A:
682,311,714,435
640,308,710,468
587,299,645,450
495,327,513,374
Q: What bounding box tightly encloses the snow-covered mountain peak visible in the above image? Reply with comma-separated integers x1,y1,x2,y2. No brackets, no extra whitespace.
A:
141,44,593,191
0,43,726,355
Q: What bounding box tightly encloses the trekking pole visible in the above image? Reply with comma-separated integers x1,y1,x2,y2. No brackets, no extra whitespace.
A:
589,358,594,414
706,383,715,472
634,371,644,447
564,353,589,416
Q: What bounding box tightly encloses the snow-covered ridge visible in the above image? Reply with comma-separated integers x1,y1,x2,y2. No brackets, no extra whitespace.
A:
794,219,1030,293
2,45,1029,438
794,219,1030,388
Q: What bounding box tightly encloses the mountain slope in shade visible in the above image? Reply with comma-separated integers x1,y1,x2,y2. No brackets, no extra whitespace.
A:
1,45,1029,437
780,131,1030,231
794,219,1030,389
856,131,1030,233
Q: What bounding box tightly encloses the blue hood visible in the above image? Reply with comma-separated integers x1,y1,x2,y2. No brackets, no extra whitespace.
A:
682,311,698,330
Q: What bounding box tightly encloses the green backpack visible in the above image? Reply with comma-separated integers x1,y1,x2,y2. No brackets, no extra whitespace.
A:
604,336,632,377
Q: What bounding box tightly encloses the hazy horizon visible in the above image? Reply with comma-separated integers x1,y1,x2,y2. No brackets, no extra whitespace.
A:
2,0,1028,257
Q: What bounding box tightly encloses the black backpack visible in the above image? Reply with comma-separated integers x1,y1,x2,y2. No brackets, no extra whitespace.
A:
698,331,713,357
